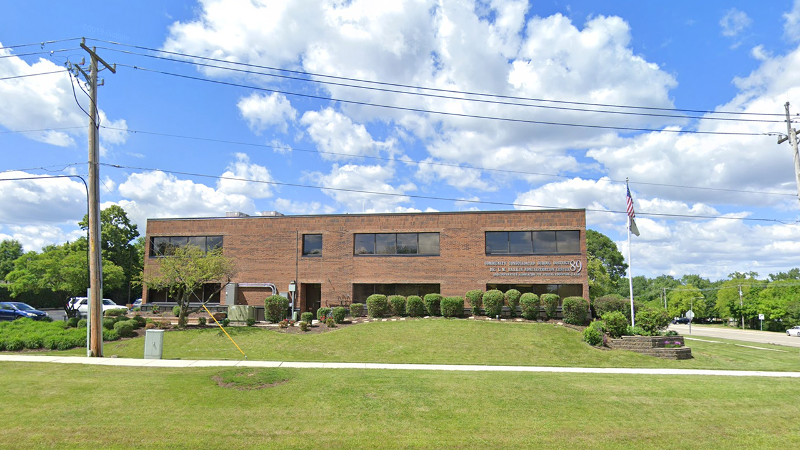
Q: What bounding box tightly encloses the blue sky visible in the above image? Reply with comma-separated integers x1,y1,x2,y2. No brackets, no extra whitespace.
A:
2,0,800,281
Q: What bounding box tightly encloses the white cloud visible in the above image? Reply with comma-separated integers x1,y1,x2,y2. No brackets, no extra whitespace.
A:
217,153,275,199
272,198,336,215
309,163,415,212
784,0,800,42
301,108,393,160
0,171,87,225
720,8,752,38
0,224,85,253
237,92,297,134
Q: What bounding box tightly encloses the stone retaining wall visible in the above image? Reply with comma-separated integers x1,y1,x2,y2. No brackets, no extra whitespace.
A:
607,335,692,360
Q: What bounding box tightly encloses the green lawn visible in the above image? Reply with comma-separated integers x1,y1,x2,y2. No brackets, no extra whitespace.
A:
0,362,798,449
45,319,800,372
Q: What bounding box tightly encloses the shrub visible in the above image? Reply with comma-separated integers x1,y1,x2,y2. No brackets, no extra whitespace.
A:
317,307,332,321
592,294,630,320
145,322,156,330
102,318,116,330
172,305,181,317
504,289,521,317
113,320,135,338
5,338,24,351
299,321,309,332
583,326,603,346
465,290,483,315
132,315,147,327
331,307,347,324
126,318,141,330
221,318,230,327
105,308,127,317
366,295,388,318
265,295,290,323
423,293,443,316
279,319,289,329
246,317,256,327
626,325,649,336
482,289,504,318
103,329,120,341
197,317,207,326
541,294,560,320
77,319,87,329
440,296,464,318
562,297,589,325
388,295,406,316
301,312,314,324
350,303,364,318
326,318,336,327
406,296,424,317
588,320,605,333
66,317,79,328
23,334,44,349
150,304,160,314
601,311,628,338
635,308,671,335
520,293,540,320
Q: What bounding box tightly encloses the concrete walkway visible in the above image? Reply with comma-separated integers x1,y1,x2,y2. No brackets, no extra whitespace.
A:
1,354,799,378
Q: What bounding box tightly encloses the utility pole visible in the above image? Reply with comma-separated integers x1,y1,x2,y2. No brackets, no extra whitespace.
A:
663,287,667,310
778,102,800,208
738,284,744,330
75,38,115,357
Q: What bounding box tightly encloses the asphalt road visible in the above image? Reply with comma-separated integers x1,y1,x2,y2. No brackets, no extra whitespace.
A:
669,323,800,348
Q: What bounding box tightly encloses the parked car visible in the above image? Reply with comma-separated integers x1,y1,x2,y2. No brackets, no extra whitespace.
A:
71,298,127,318
787,326,800,337
672,317,691,325
0,302,49,321
130,298,142,311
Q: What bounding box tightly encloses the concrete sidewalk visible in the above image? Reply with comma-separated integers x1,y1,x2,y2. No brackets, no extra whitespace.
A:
1,354,799,378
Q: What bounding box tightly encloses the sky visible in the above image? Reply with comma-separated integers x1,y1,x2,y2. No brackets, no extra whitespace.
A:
2,0,800,281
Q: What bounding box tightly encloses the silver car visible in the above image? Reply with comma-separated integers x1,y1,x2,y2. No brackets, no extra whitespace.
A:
787,326,800,337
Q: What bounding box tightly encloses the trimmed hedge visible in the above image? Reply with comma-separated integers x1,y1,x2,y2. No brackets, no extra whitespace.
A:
366,295,388,318
541,294,560,320
465,290,483,316
601,311,628,338
520,293,540,320
482,289,504,318
113,320,136,338
423,293,442,316
317,307,332,321
593,294,630,320
301,312,314,324
102,318,116,330
406,296,424,317
583,326,603,346
562,296,589,325
105,308,127,317
504,289,521,317
350,303,364,318
388,295,406,316
265,295,290,323
440,296,464,318
635,308,671,335
331,306,347,324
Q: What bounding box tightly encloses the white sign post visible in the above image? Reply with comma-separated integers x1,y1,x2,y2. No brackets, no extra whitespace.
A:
759,313,764,331
686,310,695,334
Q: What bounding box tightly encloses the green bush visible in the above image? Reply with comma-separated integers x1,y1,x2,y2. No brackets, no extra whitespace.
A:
326,318,336,327
66,317,79,328
366,295,388,318
583,326,603,346
635,308,671,335
102,318,116,330
388,295,406,316
23,334,44,349
197,317,207,326
317,307,332,321
350,303,364,318
423,293,442,316
331,307,347,324
504,289,521,317
246,317,256,327
440,296,464,318
172,305,181,317
105,308,127,317
221,318,230,327
77,319,87,328
151,304,160,314
113,320,135,338
562,296,589,325
482,289,504,318
132,315,146,327
301,312,314,324
626,325,649,336
601,311,628,338
103,329,120,341
589,320,605,333
541,294,560,320
265,295,290,323
299,321,309,332
406,296,424,317
5,338,24,351
592,294,630,320
520,293,540,320
465,290,483,315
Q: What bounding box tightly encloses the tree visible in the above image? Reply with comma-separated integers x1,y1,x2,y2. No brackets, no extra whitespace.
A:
143,245,235,328
768,268,800,282
587,255,613,299
667,286,705,319
79,205,141,303
0,239,23,280
586,229,627,292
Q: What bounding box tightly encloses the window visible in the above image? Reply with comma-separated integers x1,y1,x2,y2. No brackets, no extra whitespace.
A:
302,234,322,256
149,236,224,257
353,233,440,256
485,230,581,255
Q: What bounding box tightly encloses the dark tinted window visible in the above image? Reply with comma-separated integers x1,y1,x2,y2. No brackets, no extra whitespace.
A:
532,231,557,253
376,234,397,254
396,233,418,254
418,233,440,255
354,233,439,256
207,236,223,251
556,231,580,253
485,232,508,254
302,234,322,256
509,231,532,254
150,235,223,257
354,234,375,255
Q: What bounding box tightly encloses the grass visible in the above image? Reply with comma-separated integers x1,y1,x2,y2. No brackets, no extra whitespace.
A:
41,319,800,372
0,362,798,449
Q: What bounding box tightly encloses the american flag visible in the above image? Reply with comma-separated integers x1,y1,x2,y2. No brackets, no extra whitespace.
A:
626,185,635,219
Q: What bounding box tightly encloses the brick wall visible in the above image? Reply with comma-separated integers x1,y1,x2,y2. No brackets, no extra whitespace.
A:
143,209,588,309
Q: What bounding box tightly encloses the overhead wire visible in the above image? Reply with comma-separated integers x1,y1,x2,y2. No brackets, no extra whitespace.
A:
0,70,68,81
0,38,82,50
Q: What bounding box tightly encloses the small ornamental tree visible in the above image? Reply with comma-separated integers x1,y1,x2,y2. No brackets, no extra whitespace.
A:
504,289,521,317
482,289,504,317
520,293,540,320
143,245,235,328
465,289,483,316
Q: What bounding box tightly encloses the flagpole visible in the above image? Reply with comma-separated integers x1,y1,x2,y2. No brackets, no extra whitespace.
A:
627,215,635,328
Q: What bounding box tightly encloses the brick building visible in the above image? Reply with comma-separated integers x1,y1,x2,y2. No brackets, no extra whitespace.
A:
142,209,588,313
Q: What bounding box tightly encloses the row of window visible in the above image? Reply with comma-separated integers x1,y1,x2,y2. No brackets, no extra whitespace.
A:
150,236,223,257
485,231,580,255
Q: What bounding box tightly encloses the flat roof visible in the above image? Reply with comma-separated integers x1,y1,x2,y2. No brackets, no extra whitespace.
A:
146,208,586,223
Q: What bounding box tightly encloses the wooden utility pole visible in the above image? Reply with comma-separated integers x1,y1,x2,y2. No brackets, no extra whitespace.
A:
778,102,800,208
76,38,115,357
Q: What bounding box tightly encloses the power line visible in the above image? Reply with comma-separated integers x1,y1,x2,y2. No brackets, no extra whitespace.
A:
99,162,794,223
90,37,784,117
117,63,771,137
0,38,82,50
0,48,80,59
1,162,85,174
101,125,798,198
0,126,84,134
96,45,782,124
0,70,67,81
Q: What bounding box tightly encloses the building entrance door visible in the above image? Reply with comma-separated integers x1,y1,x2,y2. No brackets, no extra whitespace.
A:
302,283,321,314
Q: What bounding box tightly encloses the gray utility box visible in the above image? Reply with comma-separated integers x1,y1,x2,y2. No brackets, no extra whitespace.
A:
144,329,164,359
228,305,255,322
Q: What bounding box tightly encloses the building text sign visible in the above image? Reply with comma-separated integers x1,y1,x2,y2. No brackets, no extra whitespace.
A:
485,260,583,277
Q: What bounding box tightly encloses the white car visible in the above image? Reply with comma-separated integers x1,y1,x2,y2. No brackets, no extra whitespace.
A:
787,326,800,337
72,298,127,318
